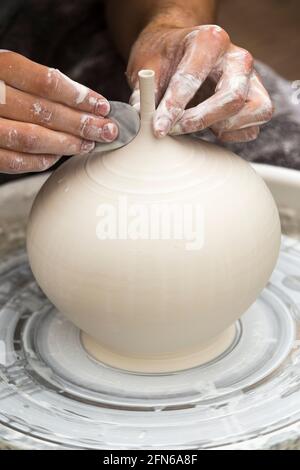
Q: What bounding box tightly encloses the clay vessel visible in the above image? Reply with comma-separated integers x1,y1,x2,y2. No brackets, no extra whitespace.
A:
27,70,281,373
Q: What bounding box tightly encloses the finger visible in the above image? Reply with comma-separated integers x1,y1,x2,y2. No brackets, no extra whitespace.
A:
212,72,273,135
0,149,61,174
0,118,95,155
154,26,230,137
170,46,253,135
217,126,260,143
0,51,110,116
0,86,118,143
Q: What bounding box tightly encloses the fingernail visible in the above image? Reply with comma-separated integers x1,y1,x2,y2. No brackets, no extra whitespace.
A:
154,117,172,138
81,140,95,153
101,123,118,142
95,99,110,116
40,156,61,170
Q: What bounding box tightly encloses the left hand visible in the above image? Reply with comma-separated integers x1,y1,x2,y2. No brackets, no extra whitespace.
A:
127,24,273,143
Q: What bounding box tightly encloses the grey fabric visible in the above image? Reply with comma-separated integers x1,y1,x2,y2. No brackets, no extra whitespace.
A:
218,62,300,170
0,0,25,36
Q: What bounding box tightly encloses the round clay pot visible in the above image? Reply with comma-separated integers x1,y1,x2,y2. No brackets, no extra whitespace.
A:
27,70,281,373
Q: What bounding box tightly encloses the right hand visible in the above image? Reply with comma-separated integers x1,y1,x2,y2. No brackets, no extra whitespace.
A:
128,24,273,143
0,51,118,174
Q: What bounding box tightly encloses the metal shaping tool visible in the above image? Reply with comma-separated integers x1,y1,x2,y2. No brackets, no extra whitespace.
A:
94,101,140,152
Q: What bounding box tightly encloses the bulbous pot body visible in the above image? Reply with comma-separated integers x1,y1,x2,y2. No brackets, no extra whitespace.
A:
27,127,281,373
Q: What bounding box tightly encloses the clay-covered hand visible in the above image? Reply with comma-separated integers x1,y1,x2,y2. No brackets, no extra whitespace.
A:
127,25,273,142
0,51,118,174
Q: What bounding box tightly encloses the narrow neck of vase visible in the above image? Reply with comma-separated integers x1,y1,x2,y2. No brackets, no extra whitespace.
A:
138,69,156,128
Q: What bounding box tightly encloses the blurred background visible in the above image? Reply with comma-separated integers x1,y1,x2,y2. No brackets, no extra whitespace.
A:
219,0,300,80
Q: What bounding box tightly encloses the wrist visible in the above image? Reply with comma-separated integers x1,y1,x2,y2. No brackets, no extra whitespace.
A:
147,10,201,32
142,1,217,33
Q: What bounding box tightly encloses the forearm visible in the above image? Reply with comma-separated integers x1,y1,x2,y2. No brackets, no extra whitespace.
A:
106,0,218,59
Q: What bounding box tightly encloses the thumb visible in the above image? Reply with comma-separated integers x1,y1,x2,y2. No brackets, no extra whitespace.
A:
129,86,141,113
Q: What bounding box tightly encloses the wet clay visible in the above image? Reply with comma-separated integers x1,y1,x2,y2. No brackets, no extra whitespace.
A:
27,70,281,373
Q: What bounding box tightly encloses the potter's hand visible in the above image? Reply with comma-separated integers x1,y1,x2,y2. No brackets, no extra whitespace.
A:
0,51,118,174
127,25,273,142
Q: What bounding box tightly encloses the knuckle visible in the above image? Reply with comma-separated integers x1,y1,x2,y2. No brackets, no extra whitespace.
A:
217,27,230,44
30,102,53,124
17,126,39,152
6,128,18,149
209,26,230,46
241,49,254,69
7,155,26,172
37,67,60,95
0,50,16,67
47,68,61,93
197,116,207,130
184,115,206,132
229,91,245,112
167,104,184,122
187,25,229,44
220,90,245,113
252,95,274,123
4,126,39,152
204,25,225,35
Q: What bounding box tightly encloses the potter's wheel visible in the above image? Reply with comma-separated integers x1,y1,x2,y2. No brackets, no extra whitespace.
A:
0,168,300,450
